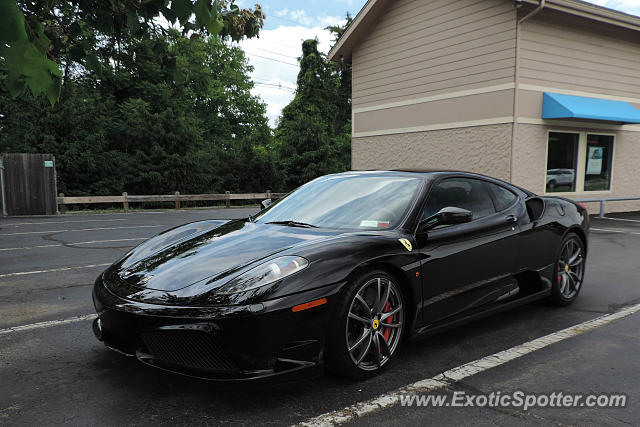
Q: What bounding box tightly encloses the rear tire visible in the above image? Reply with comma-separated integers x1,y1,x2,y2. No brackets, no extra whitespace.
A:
547,233,585,306
325,269,405,380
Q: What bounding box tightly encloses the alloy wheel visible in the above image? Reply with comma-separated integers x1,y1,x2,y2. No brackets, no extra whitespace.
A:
557,237,585,299
345,277,404,371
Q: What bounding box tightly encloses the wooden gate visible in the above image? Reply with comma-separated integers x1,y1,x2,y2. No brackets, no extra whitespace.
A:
1,153,58,216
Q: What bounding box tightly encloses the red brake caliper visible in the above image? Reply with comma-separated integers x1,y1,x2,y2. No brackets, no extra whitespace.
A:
558,265,562,284
383,301,393,341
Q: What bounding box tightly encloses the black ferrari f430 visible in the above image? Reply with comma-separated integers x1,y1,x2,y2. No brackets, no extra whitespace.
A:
92,171,589,382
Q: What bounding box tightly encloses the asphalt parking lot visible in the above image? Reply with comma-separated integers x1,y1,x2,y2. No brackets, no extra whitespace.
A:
1,208,640,426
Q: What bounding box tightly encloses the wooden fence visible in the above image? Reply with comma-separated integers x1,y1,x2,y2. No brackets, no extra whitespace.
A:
57,191,286,213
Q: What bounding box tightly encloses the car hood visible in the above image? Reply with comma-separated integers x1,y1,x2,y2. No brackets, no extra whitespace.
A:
113,220,344,291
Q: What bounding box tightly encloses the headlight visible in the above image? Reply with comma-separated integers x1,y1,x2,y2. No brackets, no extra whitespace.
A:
217,256,309,295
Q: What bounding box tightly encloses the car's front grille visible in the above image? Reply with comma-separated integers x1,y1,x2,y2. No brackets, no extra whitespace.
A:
140,330,238,372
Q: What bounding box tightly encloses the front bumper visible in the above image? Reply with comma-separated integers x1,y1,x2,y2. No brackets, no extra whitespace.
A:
92,274,344,383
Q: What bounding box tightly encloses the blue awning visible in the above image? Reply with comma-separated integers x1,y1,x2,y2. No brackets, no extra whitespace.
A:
542,92,640,124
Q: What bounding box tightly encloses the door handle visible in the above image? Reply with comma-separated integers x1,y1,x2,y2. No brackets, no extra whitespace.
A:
505,215,518,223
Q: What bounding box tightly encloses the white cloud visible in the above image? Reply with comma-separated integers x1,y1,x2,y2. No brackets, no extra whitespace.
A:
585,0,640,15
272,8,343,28
237,23,343,126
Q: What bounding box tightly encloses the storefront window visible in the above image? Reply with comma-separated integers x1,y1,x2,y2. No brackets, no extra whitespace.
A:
584,135,614,192
546,132,579,193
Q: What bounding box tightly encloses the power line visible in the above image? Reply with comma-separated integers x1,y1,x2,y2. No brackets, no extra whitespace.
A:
251,47,299,60
244,52,299,67
253,78,296,91
266,40,303,51
268,14,312,28
253,82,296,93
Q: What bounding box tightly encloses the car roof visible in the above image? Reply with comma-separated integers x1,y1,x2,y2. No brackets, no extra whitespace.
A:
333,169,490,179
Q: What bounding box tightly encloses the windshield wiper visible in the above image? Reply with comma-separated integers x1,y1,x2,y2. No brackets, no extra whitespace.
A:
265,220,318,228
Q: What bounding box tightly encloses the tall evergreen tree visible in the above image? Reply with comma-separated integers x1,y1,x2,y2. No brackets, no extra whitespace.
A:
275,16,353,190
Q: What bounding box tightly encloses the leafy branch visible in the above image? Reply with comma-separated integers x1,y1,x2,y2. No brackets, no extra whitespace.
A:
0,0,265,106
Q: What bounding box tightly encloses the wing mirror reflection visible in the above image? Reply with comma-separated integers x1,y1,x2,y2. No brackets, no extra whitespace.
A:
261,198,273,209
419,207,473,232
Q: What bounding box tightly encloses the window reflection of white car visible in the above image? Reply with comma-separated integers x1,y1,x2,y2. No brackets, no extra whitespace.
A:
546,169,575,189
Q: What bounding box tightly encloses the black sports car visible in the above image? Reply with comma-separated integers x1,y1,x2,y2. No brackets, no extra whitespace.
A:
92,170,589,382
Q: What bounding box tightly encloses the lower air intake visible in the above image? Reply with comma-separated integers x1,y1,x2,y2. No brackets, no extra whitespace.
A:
141,330,238,372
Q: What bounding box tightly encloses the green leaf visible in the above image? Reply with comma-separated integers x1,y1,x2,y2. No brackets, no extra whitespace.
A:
126,11,140,30
96,10,113,33
173,66,188,85
27,15,52,51
21,45,54,95
0,0,27,43
45,56,62,77
206,15,224,35
4,75,25,98
193,0,211,28
68,22,82,38
85,53,101,72
46,77,61,107
68,44,85,62
172,0,192,25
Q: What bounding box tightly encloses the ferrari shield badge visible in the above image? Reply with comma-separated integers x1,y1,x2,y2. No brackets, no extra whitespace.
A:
399,238,413,252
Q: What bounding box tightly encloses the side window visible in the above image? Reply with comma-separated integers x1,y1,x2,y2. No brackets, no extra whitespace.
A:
423,178,496,221
486,182,518,212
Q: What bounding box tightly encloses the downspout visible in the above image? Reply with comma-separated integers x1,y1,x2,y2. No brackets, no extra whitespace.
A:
511,0,546,182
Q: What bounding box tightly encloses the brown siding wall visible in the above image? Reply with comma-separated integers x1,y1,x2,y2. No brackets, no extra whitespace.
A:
352,0,517,109
353,89,514,135
519,9,640,99
352,124,513,181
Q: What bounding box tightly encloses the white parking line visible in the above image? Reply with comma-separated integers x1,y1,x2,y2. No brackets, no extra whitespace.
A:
595,217,640,223
296,302,640,427
0,314,98,336
0,263,111,278
0,237,148,252
4,219,127,226
0,225,161,236
591,228,640,235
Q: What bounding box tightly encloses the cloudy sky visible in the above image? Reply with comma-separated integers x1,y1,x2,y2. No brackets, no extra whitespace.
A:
233,0,640,127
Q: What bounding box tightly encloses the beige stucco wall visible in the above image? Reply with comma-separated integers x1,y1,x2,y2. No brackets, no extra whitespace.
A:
512,123,640,214
352,124,513,181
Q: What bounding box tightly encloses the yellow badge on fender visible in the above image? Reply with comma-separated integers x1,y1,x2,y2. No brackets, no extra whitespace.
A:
399,238,413,252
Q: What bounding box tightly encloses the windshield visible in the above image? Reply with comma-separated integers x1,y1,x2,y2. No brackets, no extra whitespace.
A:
254,174,422,230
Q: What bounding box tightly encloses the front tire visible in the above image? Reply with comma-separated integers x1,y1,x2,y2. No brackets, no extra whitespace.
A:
548,233,585,306
325,269,405,379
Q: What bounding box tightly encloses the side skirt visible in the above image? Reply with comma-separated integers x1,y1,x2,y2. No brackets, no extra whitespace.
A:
409,289,552,342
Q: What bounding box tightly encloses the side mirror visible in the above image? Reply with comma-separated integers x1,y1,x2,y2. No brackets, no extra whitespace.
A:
261,198,273,209
419,207,473,232
525,197,545,222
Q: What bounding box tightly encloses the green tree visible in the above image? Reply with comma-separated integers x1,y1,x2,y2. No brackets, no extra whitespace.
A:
0,0,264,105
0,29,278,196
